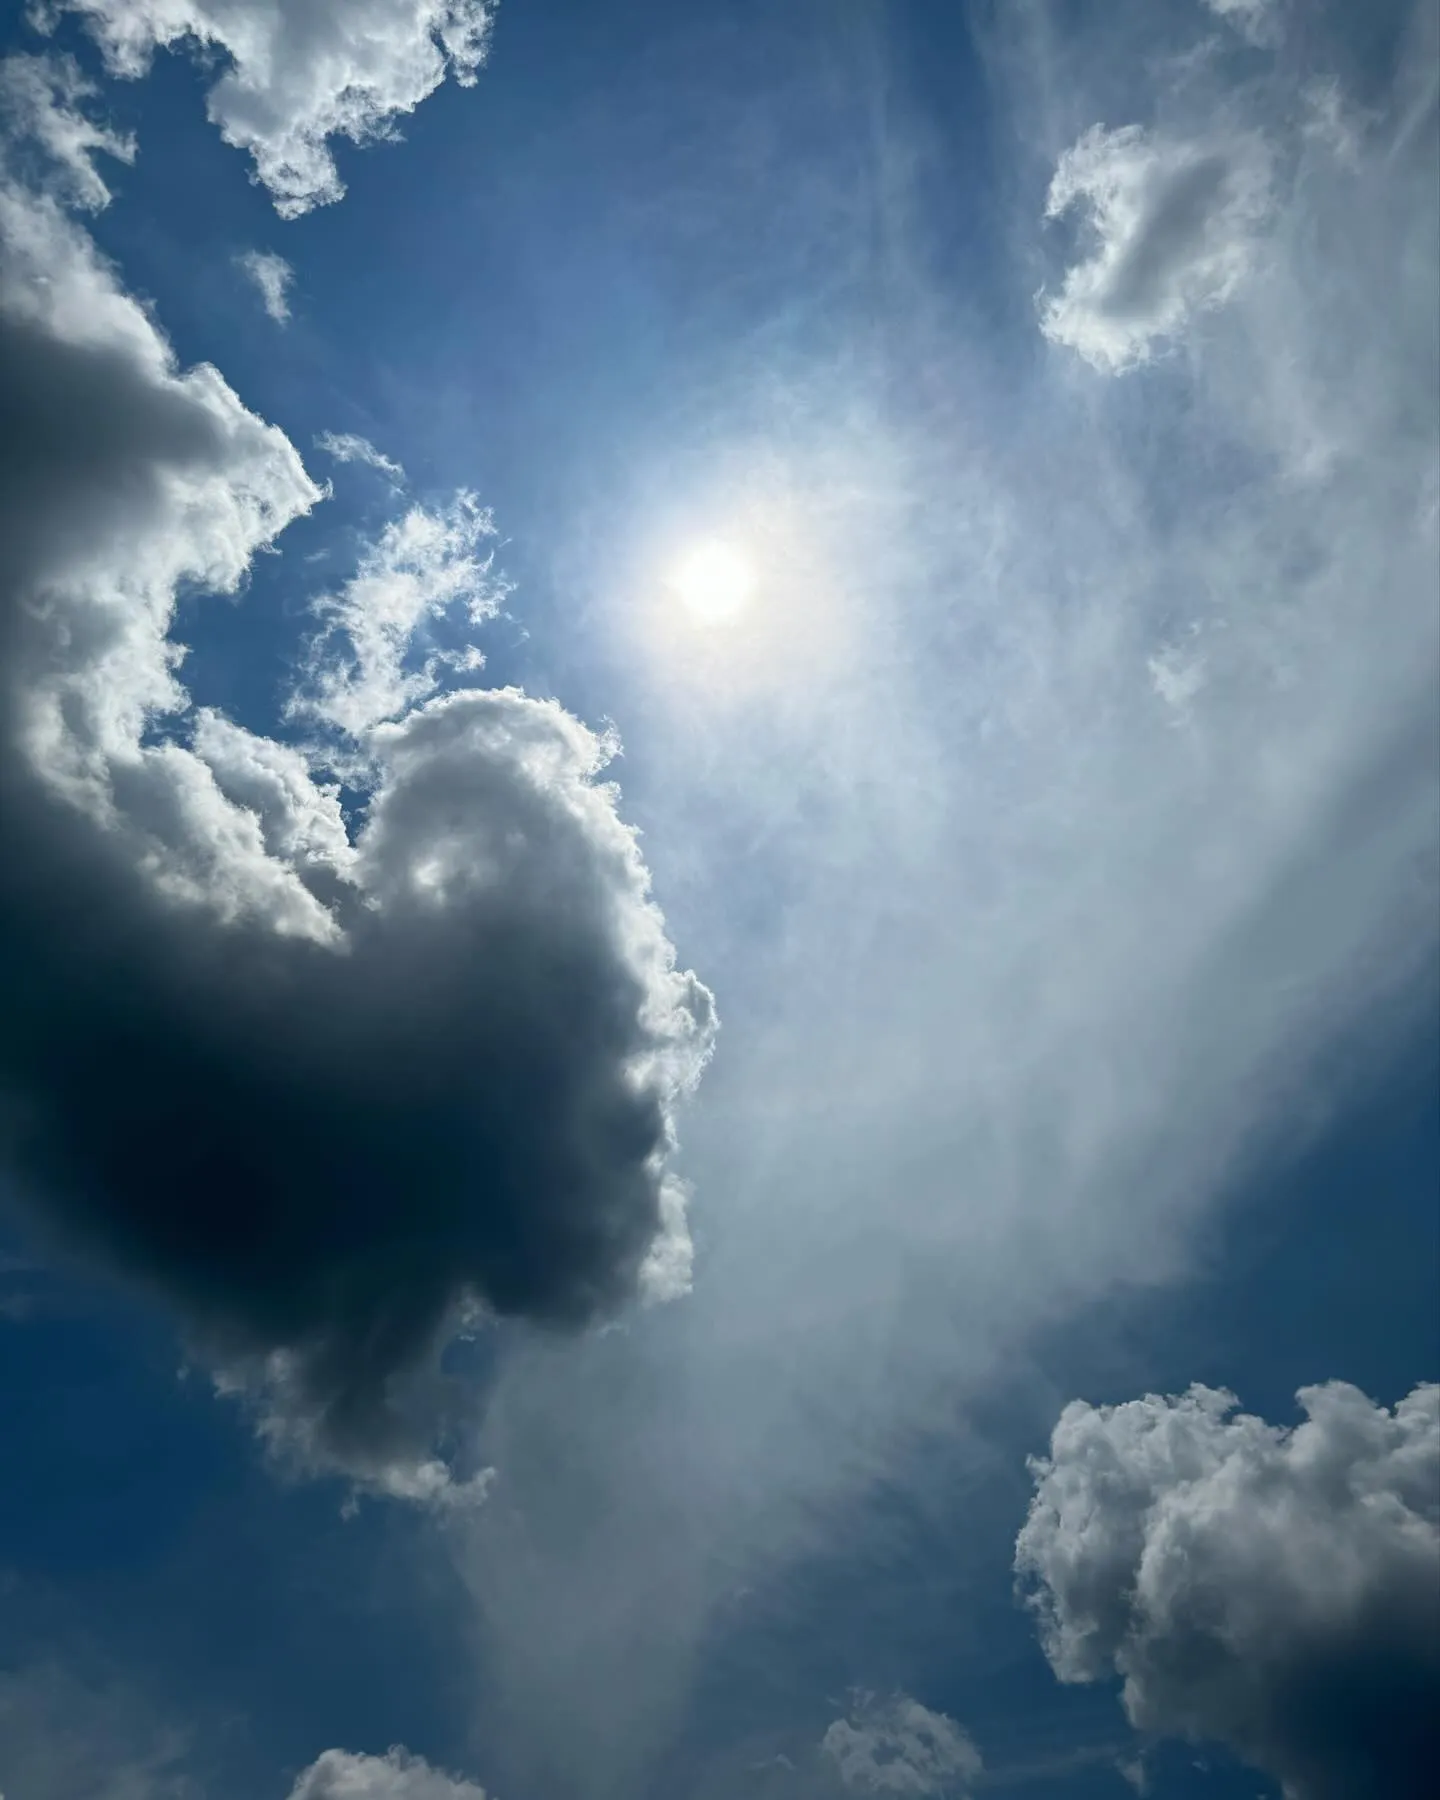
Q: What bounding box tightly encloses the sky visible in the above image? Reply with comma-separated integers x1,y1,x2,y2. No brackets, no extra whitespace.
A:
0,2,1436,1798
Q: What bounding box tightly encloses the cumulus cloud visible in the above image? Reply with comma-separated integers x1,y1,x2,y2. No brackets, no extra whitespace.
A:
0,67,713,1497
1041,122,1270,371
1015,1381,1440,1800
36,1,496,216
237,247,293,324
317,430,407,486
287,1746,489,1799
820,1695,981,1797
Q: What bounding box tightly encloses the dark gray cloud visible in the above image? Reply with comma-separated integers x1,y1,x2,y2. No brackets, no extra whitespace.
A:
1015,1381,1440,1800
0,69,713,1495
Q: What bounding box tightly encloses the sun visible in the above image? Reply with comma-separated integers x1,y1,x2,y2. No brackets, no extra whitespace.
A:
670,539,755,625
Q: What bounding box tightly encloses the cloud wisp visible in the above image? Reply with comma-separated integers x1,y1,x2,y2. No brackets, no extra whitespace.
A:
0,56,713,1503
1016,1381,1440,1799
289,493,504,737
317,430,407,487
237,247,294,324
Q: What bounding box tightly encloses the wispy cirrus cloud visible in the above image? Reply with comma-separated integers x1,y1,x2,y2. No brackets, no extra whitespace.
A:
1203,0,1283,46
287,494,503,737
316,430,407,486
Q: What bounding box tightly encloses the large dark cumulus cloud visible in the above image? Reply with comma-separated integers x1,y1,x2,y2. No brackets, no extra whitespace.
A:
1016,1380,1440,1800
0,90,713,1490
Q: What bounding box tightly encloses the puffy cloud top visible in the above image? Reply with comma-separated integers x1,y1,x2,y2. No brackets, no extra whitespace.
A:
289,1746,489,1799
1016,1380,1440,1800
36,1,496,215
821,1694,982,1797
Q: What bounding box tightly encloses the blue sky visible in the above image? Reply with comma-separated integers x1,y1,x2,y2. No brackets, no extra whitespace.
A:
0,3,1436,1798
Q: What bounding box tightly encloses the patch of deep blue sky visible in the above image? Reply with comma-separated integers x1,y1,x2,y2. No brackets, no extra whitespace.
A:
2,2,1436,1794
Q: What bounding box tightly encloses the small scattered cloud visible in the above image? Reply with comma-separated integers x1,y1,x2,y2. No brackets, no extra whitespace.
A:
821,1694,982,1797
287,1746,490,1799
1041,122,1270,371
36,0,498,216
236,247,293,324
1202,0,1283,48
1016,1381,1440,1800
316,430,407,486
288,493,505,737
1147,636,1207,716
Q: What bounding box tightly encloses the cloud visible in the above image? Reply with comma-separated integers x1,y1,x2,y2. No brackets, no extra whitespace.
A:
0,1663,199,1800
0,51,133,211
1015,1381,1440,1800
1041,122,1270,371
0,67,714,1497
317,430,407,486
821,1695,982,1797
237,247,293,324
35,1,497,216
287,1747,489,1799
289,493,502,736
1203,0,1283,47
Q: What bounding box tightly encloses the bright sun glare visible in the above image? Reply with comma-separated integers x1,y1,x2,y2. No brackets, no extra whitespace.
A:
671,539,755,625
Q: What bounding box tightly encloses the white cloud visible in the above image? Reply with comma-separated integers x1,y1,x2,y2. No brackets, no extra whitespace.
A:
288,1747,489,1800
821,1695,981,1797
1016,1381,1440,1800
1203,0,1282,47
1041,122,1270,371
0,64,714,1498
289,492,505,737
0,52,133,211
236,247,293,323
36,1,496,216
317,430,407,486
0,77,326,935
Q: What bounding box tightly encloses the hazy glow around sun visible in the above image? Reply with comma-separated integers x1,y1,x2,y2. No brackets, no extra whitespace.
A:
671,539,755,625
